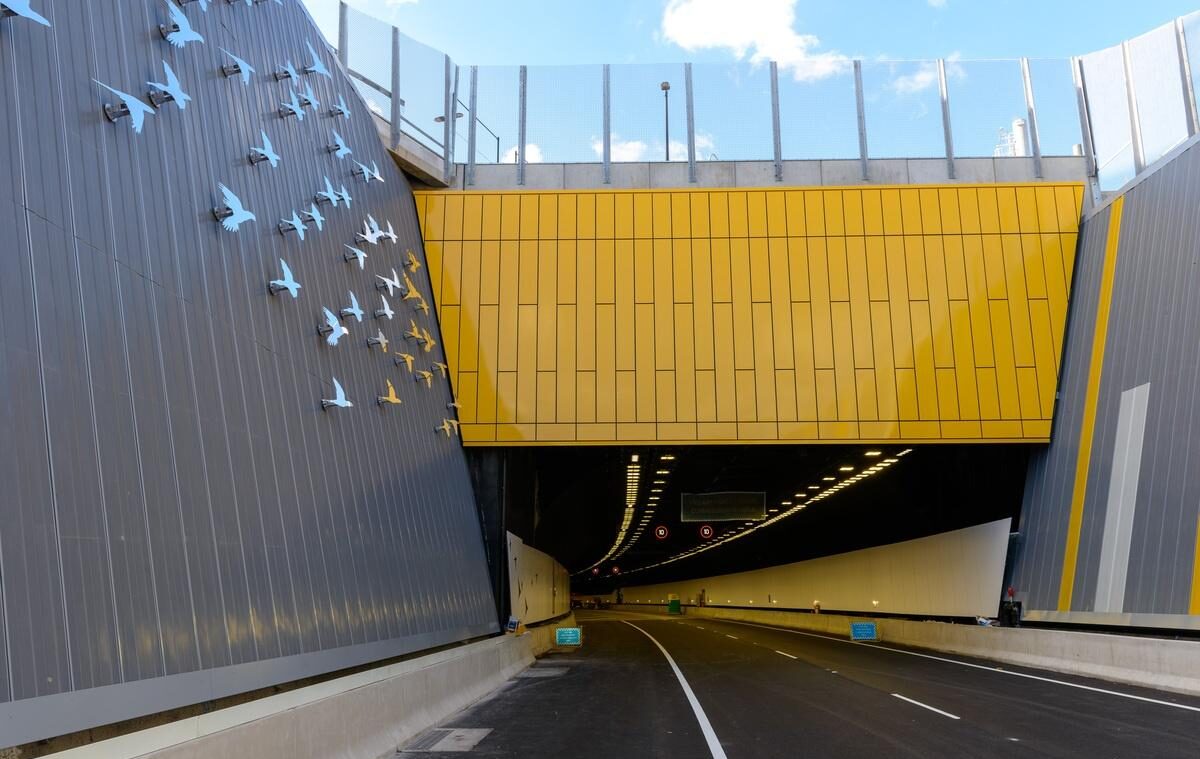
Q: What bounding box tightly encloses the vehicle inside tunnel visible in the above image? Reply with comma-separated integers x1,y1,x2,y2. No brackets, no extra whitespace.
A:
469,444,1031,602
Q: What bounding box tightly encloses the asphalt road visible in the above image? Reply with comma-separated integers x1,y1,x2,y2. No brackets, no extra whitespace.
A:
405,610,1200,758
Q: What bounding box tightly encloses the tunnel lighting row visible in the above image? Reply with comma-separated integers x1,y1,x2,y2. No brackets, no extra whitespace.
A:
616,448,913,577
575,453,677,575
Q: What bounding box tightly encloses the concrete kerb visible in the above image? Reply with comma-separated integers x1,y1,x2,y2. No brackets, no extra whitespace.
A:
609,604,1200,698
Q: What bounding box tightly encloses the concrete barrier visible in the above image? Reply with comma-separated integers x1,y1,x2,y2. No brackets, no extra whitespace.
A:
611,604,1200,697
522,612,580,657
44,635,534,759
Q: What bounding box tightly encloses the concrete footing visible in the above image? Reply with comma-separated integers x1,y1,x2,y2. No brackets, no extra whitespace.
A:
611,604,1200,698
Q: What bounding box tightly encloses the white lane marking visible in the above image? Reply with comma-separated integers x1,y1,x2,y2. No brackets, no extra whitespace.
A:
892,693,960,720
707,619,1200,714
726,634,738,640
623,621,728,759
775,650,798,660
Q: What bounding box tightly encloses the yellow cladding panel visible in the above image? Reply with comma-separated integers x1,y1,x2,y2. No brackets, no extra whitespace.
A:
416,184,1083,445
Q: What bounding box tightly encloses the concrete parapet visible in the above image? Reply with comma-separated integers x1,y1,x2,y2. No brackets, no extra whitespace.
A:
609,604,1200,698
44,635,533,759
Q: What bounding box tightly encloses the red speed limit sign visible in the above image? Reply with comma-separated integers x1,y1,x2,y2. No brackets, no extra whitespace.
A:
654,525,670,540
699,524,714,540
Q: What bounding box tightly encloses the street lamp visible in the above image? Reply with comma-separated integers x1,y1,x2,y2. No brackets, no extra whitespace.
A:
661,81,671,161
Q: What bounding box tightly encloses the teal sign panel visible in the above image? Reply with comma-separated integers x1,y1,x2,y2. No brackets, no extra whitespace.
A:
849,621,878,641
555,627,583,646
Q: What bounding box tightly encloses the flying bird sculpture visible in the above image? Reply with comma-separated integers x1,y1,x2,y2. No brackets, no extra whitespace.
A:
275,60,299,81
0,1,51,26
433,362,449,378
366,330,389,353
415,370,434,389
213,183,255,231
374,295,394,320
375,268,401,296
147,60,190,109
321,377,352,410
316,176,340,207
279,210,307,240
404,320,422,342
304,40,331,78
394,352,415,372
338,185,352,207
300,81,320,111
268,259,301,298
330,94,350,119
415,298,430,316
160,0,203,48
300,203,325,232
318,307,348,346
95,80,155,133
357,217,384,245
382,220,398,244
220,48,255,84
328,129,352,160
249,129,280,167
340,291,364,322
406,250,422,272
377,379,402,406
344,245,368,270
279,88,304,120
420,328,437,353
436,419,460,437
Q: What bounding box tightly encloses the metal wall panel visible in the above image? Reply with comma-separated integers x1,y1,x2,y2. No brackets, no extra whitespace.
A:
1014,137,1200,628
0,0,496,746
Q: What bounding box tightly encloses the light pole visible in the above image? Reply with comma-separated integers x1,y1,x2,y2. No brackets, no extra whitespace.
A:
661,81,671,161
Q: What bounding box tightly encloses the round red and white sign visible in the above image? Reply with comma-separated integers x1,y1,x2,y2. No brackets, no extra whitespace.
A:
654,525,670,540
699,524,714,540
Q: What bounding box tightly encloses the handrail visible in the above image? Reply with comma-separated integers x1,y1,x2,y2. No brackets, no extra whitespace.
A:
347,68,445,151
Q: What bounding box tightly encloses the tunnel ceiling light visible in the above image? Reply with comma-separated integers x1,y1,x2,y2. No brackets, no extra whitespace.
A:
631,454,639,462
656,469,670,475
865,450,882,457
898,448,913,456
884,458,899,463
660,454,676,461
823,476,835,481
839,466,854,472
808,485,819,490
651,488,663,493
653,480,666,485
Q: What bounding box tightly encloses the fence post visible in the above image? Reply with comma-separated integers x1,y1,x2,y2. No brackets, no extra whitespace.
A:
389,26,401,150
1020,58,1043,179
854,60,868,181
685,63,697,183
337,1,348,67
1121,41,1146,174
517,65,527,186
444,59,458,185
937,59,955,180
467,66,478,187
1175,18,1199,138
603,64,611,184
770,61,782,182
1072,56,1101,204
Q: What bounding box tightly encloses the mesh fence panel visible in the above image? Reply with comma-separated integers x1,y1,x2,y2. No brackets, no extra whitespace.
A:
1081,45,1136,189
949,60,1025,158
1129,24,1189,167
1027,59,1082,157
777,64,858,160
474,66,520,164
862,60,945,159
691,62,774,162
609,63,689,162
344,6,393,123
526,65,605,164
396,32,449,154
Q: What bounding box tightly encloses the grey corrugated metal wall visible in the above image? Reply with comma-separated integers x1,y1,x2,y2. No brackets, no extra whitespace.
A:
0,0,496,746
1013,137,1200,629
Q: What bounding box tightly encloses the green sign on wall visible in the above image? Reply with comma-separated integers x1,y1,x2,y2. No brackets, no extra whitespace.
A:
555,627,582,646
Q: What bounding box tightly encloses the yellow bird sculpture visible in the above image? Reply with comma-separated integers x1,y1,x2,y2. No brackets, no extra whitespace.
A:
376,379,402,406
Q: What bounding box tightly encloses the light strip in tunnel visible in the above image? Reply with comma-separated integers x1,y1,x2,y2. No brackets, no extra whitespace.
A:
616,448,913,577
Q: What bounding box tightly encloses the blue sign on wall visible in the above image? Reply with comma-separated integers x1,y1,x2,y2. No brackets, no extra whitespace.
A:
555,627,583,646
849,621,879,641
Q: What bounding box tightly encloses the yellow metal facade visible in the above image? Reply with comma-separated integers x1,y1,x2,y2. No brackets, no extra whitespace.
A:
416,184,1083,445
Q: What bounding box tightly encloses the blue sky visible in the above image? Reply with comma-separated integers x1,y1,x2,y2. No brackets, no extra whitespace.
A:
302,0,1200,182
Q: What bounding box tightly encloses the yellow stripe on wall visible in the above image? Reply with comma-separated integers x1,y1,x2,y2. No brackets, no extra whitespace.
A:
417,184,1084,446
1058,195,1124,612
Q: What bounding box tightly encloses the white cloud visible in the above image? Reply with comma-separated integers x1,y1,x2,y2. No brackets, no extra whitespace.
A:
661,0,848,81
500,143,544,163
590,134,650,162
890,53,963,95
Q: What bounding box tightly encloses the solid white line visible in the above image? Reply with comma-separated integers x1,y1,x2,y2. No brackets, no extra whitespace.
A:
775,650,798,659
623,621,728,759
706,618,1200,714
726,634,738,640
892,693,960,720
